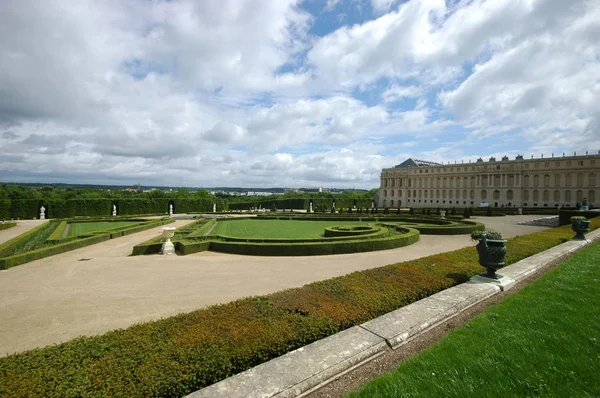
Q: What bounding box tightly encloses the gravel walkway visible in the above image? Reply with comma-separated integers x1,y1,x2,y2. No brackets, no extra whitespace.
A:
0,216,547,357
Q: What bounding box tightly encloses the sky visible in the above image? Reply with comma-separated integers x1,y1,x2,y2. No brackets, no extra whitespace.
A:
0,0,599,189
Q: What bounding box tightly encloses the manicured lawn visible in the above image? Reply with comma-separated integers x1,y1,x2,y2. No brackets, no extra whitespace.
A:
210,219,370,239
67,221,139,237
348,240,600,398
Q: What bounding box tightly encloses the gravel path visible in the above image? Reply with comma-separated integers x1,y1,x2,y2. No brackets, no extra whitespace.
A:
0,216,548,357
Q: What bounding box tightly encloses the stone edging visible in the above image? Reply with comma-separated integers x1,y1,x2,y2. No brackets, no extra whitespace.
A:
186,230,600,398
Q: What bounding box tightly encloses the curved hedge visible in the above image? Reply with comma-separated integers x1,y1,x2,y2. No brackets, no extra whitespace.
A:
323,225,380,237
198,227,419,256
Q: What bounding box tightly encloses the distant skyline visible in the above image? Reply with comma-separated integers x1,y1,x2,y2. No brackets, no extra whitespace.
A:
1,0,599,189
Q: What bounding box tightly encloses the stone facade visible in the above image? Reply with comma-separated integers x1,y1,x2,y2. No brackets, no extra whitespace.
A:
378,154,599,209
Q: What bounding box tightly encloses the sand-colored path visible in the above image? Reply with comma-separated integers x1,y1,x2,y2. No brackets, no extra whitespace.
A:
0,219,48,244
0,216,549,357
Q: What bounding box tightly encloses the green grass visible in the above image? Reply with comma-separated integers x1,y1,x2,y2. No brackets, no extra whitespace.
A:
67,221,139,237
210,219,369,239
349,240,600,398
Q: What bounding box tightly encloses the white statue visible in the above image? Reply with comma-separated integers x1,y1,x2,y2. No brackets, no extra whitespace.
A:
39,206,46,220
309,202,313,213
112,205,117,216
169,204,173,215
213,203,216,212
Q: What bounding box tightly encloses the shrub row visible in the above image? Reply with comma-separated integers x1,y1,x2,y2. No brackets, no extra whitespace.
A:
131,219,213,255
0,233,111,270
0,222,16,231
198,227,419,256
184,219,218,238
0,218,173,269
0,198,228,220
46,220,69,242
0,221,59,258
2,220,596,397
228,198,373,211
323,225,381,237
558,209,599,226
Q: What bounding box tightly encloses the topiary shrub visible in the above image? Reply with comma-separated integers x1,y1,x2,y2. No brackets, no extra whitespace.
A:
409,207,415,215
451,207,457,215
463,207,470,219
486,206,492,216
384,207,389,214
436,207,441,216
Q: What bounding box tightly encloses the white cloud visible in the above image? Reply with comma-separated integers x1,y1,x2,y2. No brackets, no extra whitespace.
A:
0,0,598,188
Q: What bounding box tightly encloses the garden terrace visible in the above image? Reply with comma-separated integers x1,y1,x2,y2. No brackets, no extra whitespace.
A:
1,219,597,397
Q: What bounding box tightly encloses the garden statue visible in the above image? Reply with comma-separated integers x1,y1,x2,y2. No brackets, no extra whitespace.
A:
213,203,216,212
39,206,45,220
169,204,173,216
309,202,313,213
112,205,117,216
440,210,446,219
581,198,589,211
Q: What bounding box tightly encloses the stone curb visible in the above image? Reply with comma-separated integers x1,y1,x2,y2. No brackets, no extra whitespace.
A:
186,229,600,398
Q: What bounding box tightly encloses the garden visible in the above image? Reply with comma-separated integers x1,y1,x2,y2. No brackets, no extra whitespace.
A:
132,215,484,257
1,218,597,397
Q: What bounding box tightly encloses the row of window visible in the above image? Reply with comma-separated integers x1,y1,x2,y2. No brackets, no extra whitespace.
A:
382,189,596,203
382,172,597,188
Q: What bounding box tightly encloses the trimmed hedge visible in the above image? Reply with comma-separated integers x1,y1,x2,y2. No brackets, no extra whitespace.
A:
1,198,228,219
0,222,16,231
203,227,419,256
558,209,599,226
0,221,58,258
0,234,111,269
1,220,596,396
0,218,174,269
46,220,69,242
323,225,381,237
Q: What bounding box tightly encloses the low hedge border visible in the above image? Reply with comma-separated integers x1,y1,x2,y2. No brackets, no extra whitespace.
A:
46,220,69,242
0,218,173,269
184,219,217,238
131,219,212,255
0,234,111,270
558,209,599,226
181,227,419,256
0,221,58,258
323,225,381,237
0,222,17,231
2,220,597,396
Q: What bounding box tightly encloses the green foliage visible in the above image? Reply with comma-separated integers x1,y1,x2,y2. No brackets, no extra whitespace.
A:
0,218,173,269
350,240,600,398
0,222,16,231
559,209,598,225
463,207,470,218
1,221,593,396
486,206,493,216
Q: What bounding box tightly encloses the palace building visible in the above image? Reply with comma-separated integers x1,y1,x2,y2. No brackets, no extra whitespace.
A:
378,153,600,209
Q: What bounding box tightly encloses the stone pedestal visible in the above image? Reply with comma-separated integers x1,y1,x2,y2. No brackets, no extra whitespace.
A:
39,206,46,220
161,227,176,255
